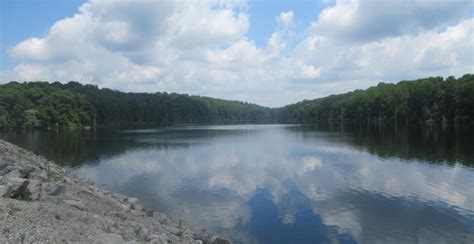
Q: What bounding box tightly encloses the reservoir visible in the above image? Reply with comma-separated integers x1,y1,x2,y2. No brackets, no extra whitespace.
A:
1,124,473,243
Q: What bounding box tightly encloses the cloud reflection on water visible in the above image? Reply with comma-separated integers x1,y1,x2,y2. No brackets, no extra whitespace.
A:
74,125,474,243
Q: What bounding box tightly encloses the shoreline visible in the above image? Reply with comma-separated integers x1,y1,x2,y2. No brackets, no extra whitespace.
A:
0,139,230,243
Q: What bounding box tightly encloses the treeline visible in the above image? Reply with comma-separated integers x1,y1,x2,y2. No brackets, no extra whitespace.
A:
0,81,274,129
0,82,94,129
278,74,474,126
0,74,473,129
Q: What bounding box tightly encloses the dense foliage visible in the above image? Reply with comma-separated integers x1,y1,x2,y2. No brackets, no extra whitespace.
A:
0,81,274,128
278,74,474,125
0,82,94,128
0,74,472,129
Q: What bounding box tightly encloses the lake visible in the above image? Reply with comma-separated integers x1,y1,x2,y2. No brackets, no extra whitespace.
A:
1,124,473,243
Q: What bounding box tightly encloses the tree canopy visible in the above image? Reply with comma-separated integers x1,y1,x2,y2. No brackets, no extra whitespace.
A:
278,74,474,126
0,81,274,129
0,74,472,129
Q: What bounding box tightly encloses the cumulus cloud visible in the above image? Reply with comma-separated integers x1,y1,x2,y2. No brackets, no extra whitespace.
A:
296,17,473,89
312,0,472,42
1,0,473,106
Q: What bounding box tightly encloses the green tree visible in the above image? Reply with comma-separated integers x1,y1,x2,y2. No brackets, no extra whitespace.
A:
24,109,41,128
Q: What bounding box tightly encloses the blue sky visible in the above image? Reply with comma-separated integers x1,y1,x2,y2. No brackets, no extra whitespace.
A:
247,0,326,48
0,0,84,68
1,0,325,68
1,0,473,106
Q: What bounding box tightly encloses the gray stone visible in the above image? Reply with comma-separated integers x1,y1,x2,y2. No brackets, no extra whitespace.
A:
124,197,138,204
4,177,26,190
27,179,42,200
0,185,9,197
112,193,127,201
194,231,212,244
167,225,180,235
0,157,14,171
130,203,143,212
0,139,229,243
45,183,64,196
143,208,154,217
150,234,168,244
10,180,32,200
3,169,20,179
90,233,125,244
211,237,231,244
135,226,151,241
63,199,86,211
19,166,36,178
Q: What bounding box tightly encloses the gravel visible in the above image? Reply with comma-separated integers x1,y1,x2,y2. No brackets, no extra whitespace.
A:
0,139,230,244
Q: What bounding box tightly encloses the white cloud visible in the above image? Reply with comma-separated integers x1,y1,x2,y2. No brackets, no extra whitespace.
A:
1,0,473,106
296,18,473,88
277,11,294,29
312,0,472,42
10,38,50,61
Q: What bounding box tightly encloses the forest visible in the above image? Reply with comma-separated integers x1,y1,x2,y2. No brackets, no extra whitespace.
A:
0,81,273,128
278,74,474,125
0,74,472,129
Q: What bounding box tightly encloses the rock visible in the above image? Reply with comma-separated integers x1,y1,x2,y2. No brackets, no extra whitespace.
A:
27,179,42,200
0,185,10,197
143,208,154,217
124,197,138,204
0,157,14,171
150,234,168,244
135,226,151,241
112,193,127,201
10,180,32,201
3,169,20,179
154,212,168,222
45,183,64,196
167,225,180,235
194,230,212,244
90,233,124,244
63,199,86,211
124,241,139,244
130,203,143,212
114,212,127,220
0,139,230,243
120,204,130,211
3,177,26,189
19,166,36,178
211,237,231,244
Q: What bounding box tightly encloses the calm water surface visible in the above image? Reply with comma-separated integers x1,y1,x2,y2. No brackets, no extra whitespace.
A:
1,124,474,243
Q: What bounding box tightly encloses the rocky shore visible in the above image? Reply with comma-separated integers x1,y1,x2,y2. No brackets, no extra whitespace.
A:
0,139,230,243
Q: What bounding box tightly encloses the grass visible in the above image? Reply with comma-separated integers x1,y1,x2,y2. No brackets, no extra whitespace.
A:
45,165,55,182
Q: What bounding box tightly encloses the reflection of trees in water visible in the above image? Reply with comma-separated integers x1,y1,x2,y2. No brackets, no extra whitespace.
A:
294,125,474,167
2,124,473,168
6,125,471,243
0,126,265,167
0,129,138,166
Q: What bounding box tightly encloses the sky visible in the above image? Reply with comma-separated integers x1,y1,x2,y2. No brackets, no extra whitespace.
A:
0,0,473,107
